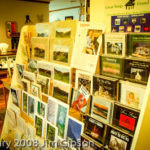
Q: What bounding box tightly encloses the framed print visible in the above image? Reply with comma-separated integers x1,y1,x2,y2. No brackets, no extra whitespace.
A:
71,22,105,73
23,71,36,82
22,91,28,114
127,33,150,58
28,95,35,119
104,33,127,56
31,37,50,61
115,19,120,25
34,114,44,138
124,58,150,84
112,103,140,135
119,26,125,32
50,39,74,66
75,70,92,94
70,88,89,114
37,61,53,78
106,127,133,150
126,26,133,32
131,17,137,24
84,115,106,143
10,87,20,107
36,99,47,118
53,80,71,104
100,55,124,79
46,121,58,142
16,64,24,79
56,101,69,139
21,78,30,93
30,82,41,98
54,64,70,84
28,59,38,73
47,96,58,125
92,75,118,101
91,96,112,124
67,116,84,144
120,80,146,109
37,74,50,95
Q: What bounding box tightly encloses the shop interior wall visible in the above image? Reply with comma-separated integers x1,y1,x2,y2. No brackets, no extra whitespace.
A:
90,0,150,149
0,0,49,50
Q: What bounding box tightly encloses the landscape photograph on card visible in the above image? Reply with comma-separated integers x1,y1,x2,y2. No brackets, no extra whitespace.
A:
35,114,44,138
71,89,88,113
76,71,92,93
23,71,35,82
56,28,71,38
30,83,41,98
47,97,58,124
37,75,50,95
82,29,102,55
53,81,70,104
10,88,19,107
113,104,139,134
37,100,46,118
56,103,68,139
16,64,24,79
53,44,69,63
91,96,112,123
21,79,30,92
32,37,49,60
67,116,84,143
101,56,123,78
93,75,118,100
37,61,53,78
54,65,70,84
28,95,35,119
22,91,28,113
28,59,37,73
46,121,58,142
84,115,105,143
120,81,146,109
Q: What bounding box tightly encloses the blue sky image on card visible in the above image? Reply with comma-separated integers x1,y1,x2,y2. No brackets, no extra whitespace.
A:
67,118,82,142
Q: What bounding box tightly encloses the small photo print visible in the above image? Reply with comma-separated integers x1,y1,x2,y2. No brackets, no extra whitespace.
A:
53,45,69,63
112,26,117,32
115,19,120,25
30,83,41,98
33,43,45,59
22,91,28,113
21,79,30,92
119,26,125,32
28,59,37,73
28,95,35,119
56,28,71,38
82,29,102,55
131,17,137,24
34,114,44,138
37,100,46,118
109,135,127,150
126,26,133,32
16,64,24,79
134,25,141,32
10,88,19,107
123,18,128,25
54,65,70,84
140,17,147,24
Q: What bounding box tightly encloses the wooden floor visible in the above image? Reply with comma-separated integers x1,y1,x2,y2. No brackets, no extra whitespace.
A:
0,89,8,135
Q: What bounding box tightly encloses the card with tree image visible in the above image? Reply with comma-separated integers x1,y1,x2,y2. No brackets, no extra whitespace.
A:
47,96,58,125
28,59,38,73
37,61,53,78
37,74,50,95
104,33,127,56
91,96,112,124
56,101,69,139
31,37,50,61
46,121,58,142
34,114,44,138
28,95,35,119
75,70,92,94
53,80,71,104
100,55,124,79
54,64,70,84
120,80,146,109
22,91,28,114
50,39,74,66
92,75,118,101
36,99,47,118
